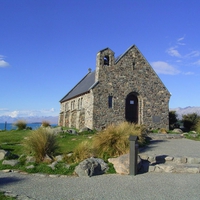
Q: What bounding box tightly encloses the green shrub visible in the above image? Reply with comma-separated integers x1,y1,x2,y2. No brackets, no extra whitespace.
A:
182,113,200,131
92,122,146,159
23,128,59,162
169,111,179,129
42,121,51,127
13,120,27,130
195,120,200,134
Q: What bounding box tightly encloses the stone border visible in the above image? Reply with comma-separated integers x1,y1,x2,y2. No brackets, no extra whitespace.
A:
139,154,200,173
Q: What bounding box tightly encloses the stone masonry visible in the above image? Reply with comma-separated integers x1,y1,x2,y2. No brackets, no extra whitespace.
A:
59,45,170,130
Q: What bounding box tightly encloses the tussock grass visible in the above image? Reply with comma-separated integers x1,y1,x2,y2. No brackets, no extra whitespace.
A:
13,120,27,130
92,122,146,159
23,128,59,162
42,121,51,127
64,141,93,163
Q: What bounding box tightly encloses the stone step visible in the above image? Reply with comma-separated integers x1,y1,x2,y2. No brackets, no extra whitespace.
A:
139,154,200,165
148,163,200,173
139,154,200,174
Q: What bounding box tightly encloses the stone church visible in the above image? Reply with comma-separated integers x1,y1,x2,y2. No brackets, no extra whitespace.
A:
59,45,171,130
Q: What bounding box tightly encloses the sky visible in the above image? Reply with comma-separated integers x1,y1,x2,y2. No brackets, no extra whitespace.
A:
0,0,200,118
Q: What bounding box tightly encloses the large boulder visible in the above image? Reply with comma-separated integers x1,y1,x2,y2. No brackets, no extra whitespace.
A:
108,154,142,175
75,157,109,177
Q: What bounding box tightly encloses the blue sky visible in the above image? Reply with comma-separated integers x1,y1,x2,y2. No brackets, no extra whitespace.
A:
0,0,200,118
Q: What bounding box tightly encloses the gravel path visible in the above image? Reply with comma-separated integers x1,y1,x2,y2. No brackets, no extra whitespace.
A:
1,172,200,200
1,138,200,200
140,138,200,157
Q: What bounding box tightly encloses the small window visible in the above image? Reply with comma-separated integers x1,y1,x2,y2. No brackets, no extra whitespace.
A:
132,61,135,70
130,100,134,104
104,56,109,66
108,96,113,108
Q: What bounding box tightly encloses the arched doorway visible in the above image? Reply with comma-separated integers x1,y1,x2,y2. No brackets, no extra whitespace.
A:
125,93,138,123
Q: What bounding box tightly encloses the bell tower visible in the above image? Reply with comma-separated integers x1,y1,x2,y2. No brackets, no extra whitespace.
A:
95,48,115,82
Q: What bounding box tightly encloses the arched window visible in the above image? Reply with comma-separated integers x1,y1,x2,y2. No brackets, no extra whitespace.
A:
104,56,109,66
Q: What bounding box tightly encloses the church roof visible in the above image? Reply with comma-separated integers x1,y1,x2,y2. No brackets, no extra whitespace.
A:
60,70,96,102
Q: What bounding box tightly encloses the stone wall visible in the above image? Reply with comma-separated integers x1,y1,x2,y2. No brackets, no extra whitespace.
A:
92,46,170,130
59,92,93,130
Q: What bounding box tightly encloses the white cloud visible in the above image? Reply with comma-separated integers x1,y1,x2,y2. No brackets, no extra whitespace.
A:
183,72,195,75
166,47,181,58
0,108,57,118
151,61,180,75
185,51,200,58
193,60,200,65
0,55,9,67
177,36,186,45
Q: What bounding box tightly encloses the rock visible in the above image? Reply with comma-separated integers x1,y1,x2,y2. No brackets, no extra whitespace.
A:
67,129,78,135
48,161,58,170
79,127,92,132
172,128,183,134
26,165,35,169
55,155,63,162
0,149,10,160
43,154,53,163
75,157,109,177
2,159,19,166
108,154,142,175
0,150,18,160
26,156,36,163
46,126,63,134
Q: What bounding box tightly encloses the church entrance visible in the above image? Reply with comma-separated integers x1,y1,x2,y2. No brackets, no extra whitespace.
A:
125,93,138,123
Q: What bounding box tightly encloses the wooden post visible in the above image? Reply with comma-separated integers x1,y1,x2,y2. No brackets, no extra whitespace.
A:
5,121,7,131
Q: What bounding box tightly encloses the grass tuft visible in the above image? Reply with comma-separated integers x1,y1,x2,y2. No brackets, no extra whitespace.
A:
13,120,27,130
23,128,59,162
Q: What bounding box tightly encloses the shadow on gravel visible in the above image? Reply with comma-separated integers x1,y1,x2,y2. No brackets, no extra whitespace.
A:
139,139,168,153
0,177,24,186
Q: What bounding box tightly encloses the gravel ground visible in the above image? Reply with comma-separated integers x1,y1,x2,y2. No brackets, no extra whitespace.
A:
139,138,200,157
0,172,200,200
1,138,200,200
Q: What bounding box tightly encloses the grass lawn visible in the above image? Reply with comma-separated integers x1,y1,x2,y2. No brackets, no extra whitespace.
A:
0,129,95,174
0,129,94,156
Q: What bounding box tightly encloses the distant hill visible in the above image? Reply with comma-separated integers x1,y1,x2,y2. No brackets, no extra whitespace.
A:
170,106,200,119
0,115,59,124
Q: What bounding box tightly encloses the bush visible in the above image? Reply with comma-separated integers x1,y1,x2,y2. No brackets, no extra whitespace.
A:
92,122,146,159
195,120,200,134
42,121,51,127
182,113,200,131
23,128,59,162
169,111,179,129
13,120,27,130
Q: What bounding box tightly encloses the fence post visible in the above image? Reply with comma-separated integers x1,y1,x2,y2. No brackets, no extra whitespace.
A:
129,135,138,176
4,121,7,131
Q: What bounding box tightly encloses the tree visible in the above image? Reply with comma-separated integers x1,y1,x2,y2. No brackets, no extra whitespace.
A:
182,113,200,131
169,111,178,129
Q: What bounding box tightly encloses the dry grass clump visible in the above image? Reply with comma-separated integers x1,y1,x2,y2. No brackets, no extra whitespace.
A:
65,141,93,163
159,128,167,134
42,121,51,127
13,120,27,130
92,122,146,159
23,128,59,162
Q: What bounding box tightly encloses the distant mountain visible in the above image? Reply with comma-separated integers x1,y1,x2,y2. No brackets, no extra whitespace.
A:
0,115,59,124
170,106,200,119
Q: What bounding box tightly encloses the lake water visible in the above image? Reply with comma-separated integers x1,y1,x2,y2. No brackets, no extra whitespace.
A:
0,123,58,131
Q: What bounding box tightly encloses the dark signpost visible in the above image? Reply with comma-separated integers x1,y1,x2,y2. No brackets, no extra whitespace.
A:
129,135,139,176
